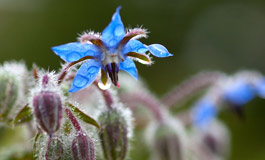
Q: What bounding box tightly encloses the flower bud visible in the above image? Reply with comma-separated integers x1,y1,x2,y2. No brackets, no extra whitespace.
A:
0,73,19,120
45,137,64,160
32,74,63,135
189,120,230,160
72,131,95,160
98,108,129,160
152,124,184,160
33,90,62,135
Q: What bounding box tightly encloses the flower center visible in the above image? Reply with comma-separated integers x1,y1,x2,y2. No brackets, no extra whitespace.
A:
102,51,121,86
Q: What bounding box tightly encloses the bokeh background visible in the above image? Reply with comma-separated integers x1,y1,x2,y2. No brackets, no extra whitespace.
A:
1,0,265,159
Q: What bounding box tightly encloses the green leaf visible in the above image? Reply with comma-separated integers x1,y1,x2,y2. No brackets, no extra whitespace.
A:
13,104,33,126
66,102,100,129
63,119,72,134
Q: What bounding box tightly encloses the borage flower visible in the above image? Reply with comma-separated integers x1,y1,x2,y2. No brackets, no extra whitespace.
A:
52,6,172,92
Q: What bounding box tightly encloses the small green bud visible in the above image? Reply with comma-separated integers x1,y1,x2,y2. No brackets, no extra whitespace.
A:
153,124,183,160
98,108,129,160
0,72,19,120
147,119,187,160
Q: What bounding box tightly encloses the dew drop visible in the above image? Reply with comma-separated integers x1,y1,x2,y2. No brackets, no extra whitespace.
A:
74,75,89,88
67,52,81,62
87,66,98,74
114,25,124,37
98,79,111,90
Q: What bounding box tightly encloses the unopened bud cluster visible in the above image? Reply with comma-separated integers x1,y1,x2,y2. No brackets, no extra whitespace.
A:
2,58,265,160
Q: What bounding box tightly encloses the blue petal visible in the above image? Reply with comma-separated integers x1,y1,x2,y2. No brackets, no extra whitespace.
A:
192,99,217,128
223,81,255,106
255,78,265,98
52,42,101,62
69,59,100,92
101,6,125,48
148,44,173,57
121,40,148,55
120,58,138,80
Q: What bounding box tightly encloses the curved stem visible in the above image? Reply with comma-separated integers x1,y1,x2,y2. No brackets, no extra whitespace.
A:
57,56,93,84
120,91,164,123
161,72,224,108
57,63,73,84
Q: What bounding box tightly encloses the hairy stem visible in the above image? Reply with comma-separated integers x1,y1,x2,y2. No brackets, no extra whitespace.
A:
45,137,52,160
161,72,224,107
120,91,164,123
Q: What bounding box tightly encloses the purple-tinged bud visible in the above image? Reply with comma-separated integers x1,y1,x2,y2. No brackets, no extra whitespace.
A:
98,108,129,160
45,137,64,160
32,74,63,135
72,131,95,160
33,90,62,135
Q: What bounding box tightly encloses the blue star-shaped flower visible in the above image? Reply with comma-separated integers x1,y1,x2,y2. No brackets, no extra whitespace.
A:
52,6,172,92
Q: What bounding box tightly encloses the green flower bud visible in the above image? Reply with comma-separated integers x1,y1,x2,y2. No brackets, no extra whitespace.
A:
147,119,187,160
153,124,183,160
0,72,19,121
98,108,129,160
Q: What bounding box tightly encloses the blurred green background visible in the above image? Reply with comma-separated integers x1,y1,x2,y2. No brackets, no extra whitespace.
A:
1,0,265,159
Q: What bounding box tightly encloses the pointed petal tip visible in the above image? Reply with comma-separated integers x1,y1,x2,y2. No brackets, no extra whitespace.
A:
51,46,56,51
148,44,173,58
68,86,81,93
102,6,125,48
167,53,174,57
51,46,60,53
134,75,139,80
116,6,122,12
68,89,76,93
